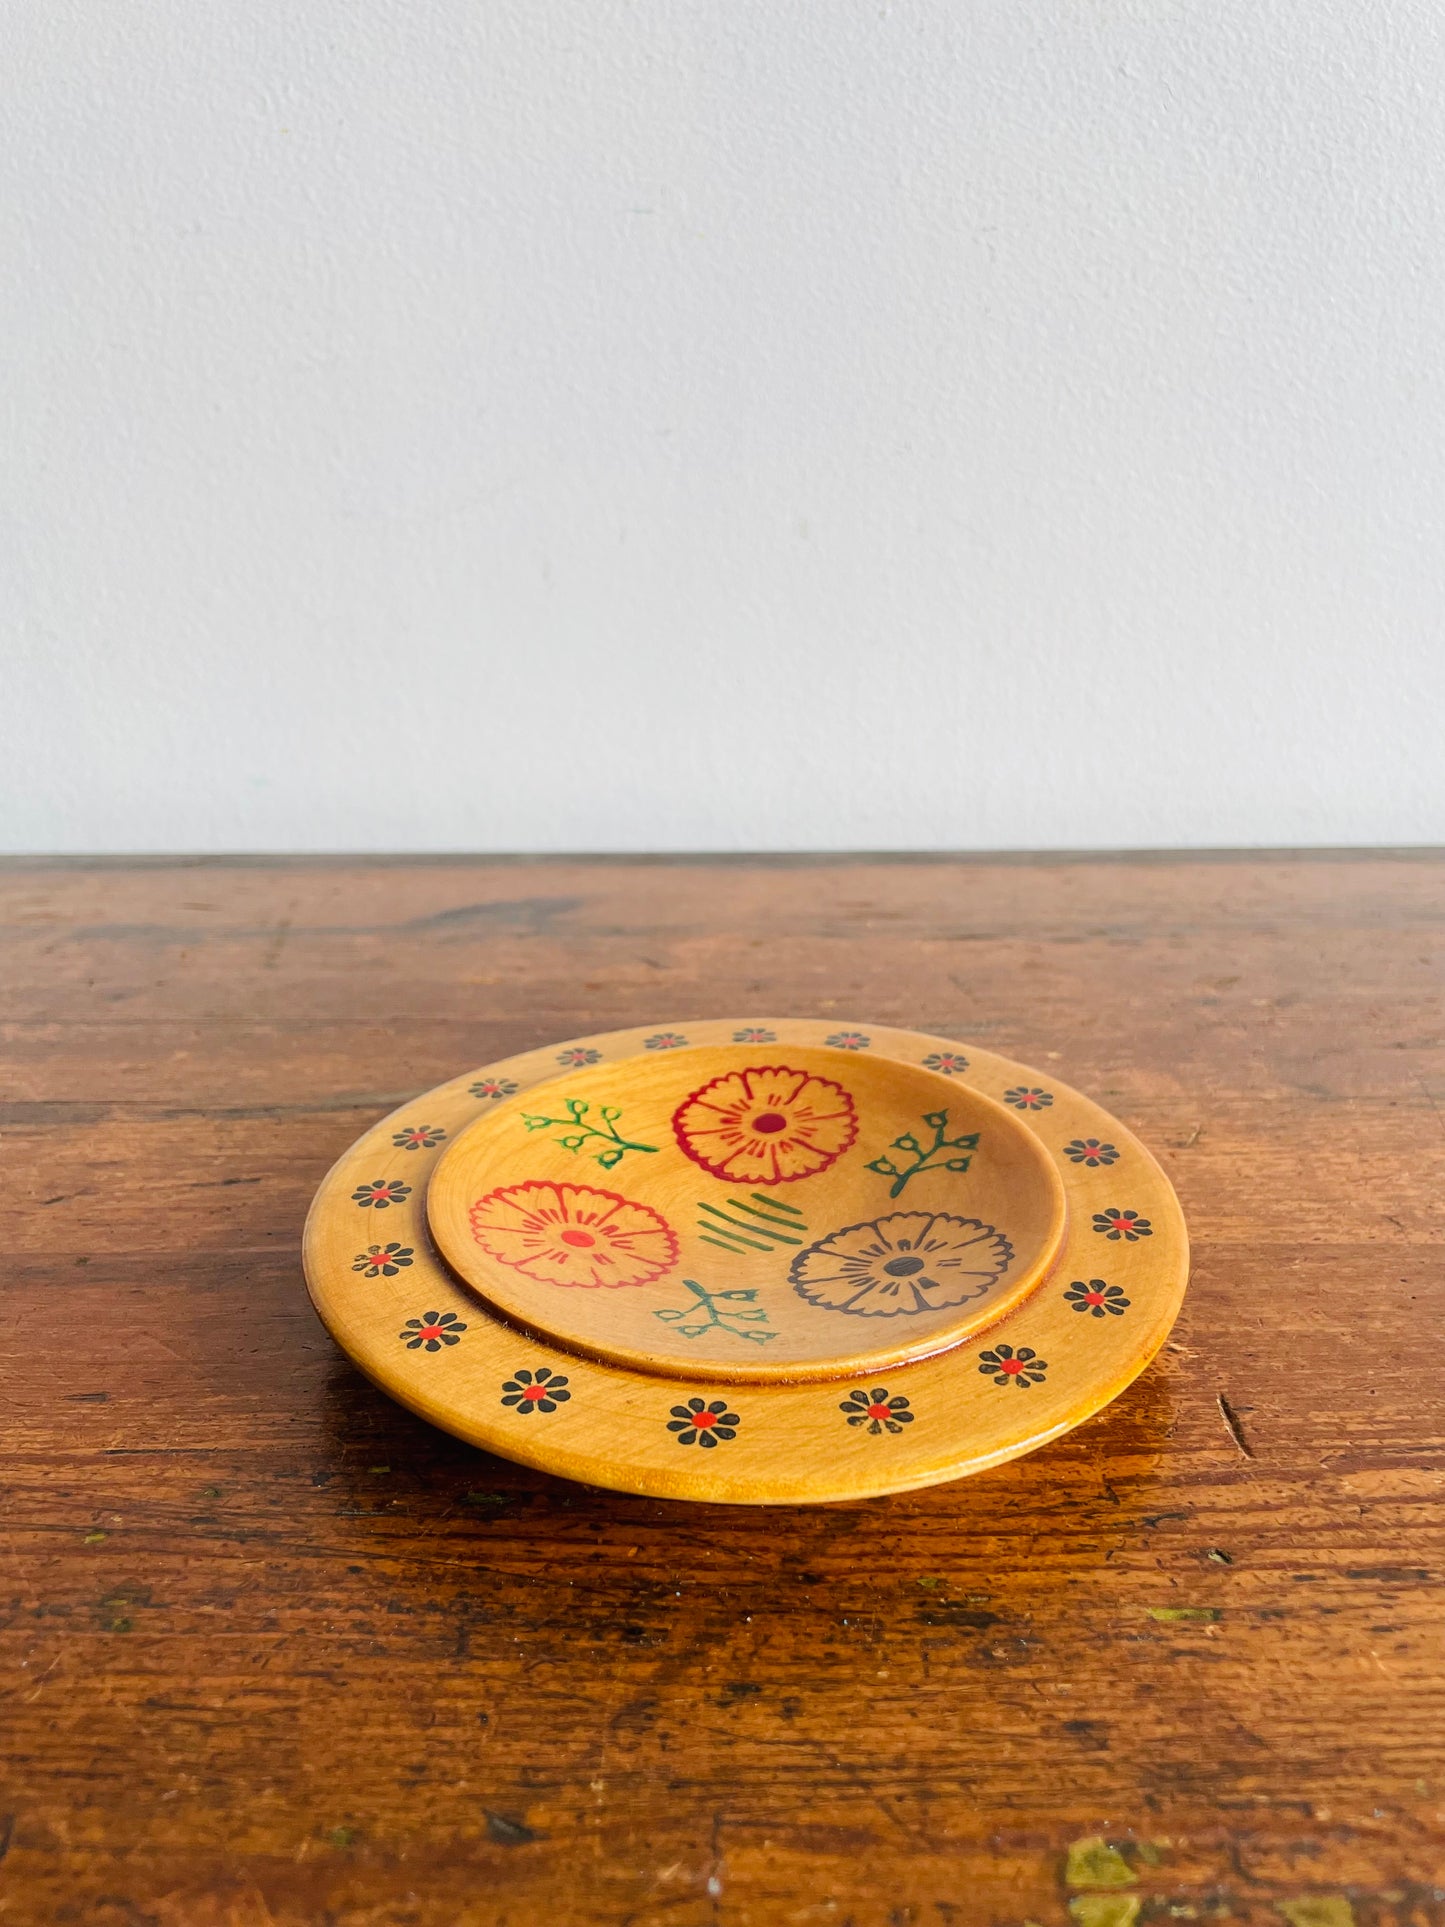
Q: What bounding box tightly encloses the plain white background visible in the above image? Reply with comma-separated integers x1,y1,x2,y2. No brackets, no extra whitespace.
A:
6,0,1444,853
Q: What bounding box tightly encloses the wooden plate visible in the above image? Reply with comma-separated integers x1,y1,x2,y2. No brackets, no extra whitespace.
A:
303,1021,1189,1504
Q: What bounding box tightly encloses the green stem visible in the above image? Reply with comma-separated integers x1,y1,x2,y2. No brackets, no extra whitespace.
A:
868,1110,979,1198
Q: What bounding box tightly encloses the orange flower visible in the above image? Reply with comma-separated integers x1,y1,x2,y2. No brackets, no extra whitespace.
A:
672,1064,858,1185
469,1180,679,1288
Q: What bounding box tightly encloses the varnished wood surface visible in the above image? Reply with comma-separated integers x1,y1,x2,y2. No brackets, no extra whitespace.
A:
3,854,1443,1927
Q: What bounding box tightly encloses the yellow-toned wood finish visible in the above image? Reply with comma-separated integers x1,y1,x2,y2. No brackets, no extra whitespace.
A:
424,1044,1069,1383
304,1021,1186,1501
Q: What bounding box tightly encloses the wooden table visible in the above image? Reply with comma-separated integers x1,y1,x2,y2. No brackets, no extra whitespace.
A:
5,855,1442,1927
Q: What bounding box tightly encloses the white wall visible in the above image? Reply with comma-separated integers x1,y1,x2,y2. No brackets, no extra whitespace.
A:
6,1,1444,853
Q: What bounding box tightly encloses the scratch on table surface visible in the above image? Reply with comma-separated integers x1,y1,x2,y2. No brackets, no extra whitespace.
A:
261,914,292,971
1217,1393,1255,1459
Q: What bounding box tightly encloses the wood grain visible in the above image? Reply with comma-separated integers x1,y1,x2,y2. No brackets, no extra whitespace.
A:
2,854,1443,1926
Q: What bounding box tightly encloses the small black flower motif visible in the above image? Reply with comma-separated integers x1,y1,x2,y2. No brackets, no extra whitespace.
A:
644,1032,689,1050
840,1388,915,1435
825,1030,870,1050
400,1310,467,1351
557,1047,601,1068
352,1179,411,1209
352,1242,415,1278
392,1124,446,1151
1004,1086,1053,1110
500,1367,571,1413
978,1342,1047,1387
1065,1278,1130,1318
922,1051,969,1076
1064,1137,1120,1168
667,1397,741,1447
470,1077,519,1101
733,1027,776,1043
1093,1208,1153,1242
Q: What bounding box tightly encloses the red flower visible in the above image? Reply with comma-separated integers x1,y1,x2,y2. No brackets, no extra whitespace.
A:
673,1064,858,1185
557,1047,601,1068
470,1179,679,1288
644,1032,689,1050
392,1124,446,1150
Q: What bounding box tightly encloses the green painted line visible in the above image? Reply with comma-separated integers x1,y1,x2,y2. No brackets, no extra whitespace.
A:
699,1232,766,1255
697,1201,777,1232
730,1201,805,1241
697,1202,800,1246
749,1192,804,1216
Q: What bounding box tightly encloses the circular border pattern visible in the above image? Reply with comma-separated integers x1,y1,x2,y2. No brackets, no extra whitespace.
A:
302,1020,1189,1505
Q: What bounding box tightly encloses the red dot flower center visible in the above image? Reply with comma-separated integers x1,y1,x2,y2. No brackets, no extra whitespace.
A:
693,1410,717,1428
999,1357,1024,1375
522,1383,548,1401
559,1228,596,1247
866,1403,891,1422
751,1111,788,1133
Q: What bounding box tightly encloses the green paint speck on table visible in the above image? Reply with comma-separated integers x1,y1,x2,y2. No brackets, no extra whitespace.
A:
1278,1901,1356,1927
1069,1897,1141,1927
1065,1837,1136,1889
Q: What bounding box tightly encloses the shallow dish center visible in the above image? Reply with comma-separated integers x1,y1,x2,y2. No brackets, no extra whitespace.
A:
426,1045,1067,1383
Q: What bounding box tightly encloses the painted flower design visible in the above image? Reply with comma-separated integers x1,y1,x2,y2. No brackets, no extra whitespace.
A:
733,1027,777,1044
352,1179,411,1210
352,1242,414,1278
1064,1138,1119,1168
922,1051,969,1076
400,1310,467,1351
978,1342,1047,1387
470,1077,519,1101
1065,1278,1131,1318
790,1210,1013,1318
1004,1087,1053,1111
469,1179,679,1288
644,1031,689,1050
825,1031,870,1050
392,1124,446,1151
1093,1208,1153,1242
557,1047,601,1068
840,1388,915,1435
500,1367,571,1413
667,1397,741,1447
672,1064,858,1185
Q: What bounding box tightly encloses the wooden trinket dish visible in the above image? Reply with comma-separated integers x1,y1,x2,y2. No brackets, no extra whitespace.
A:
304,1019,1189,1503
